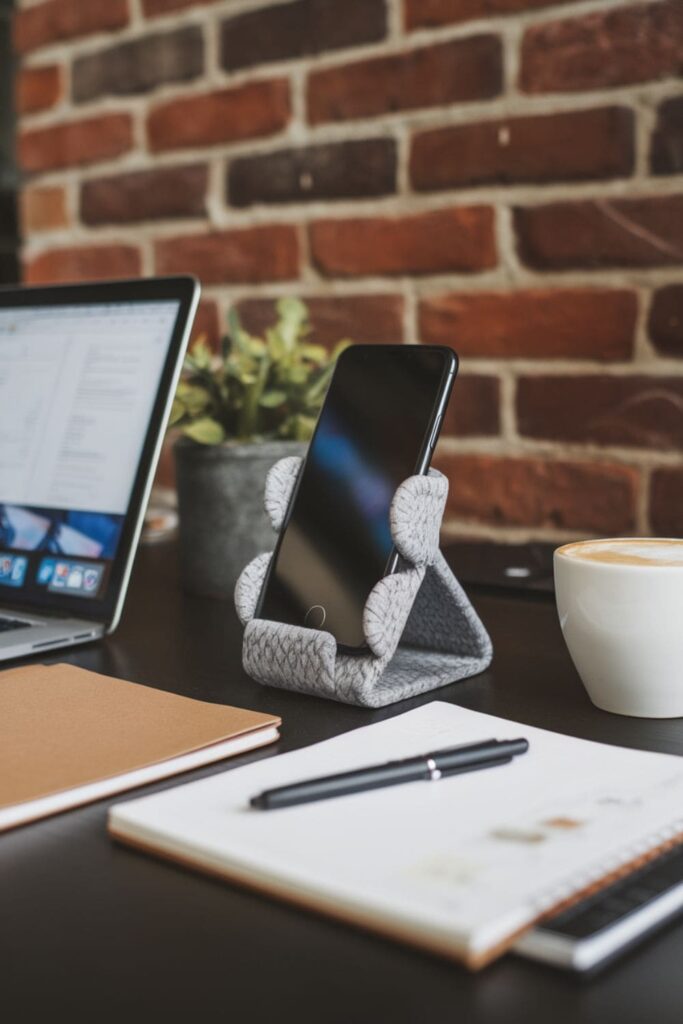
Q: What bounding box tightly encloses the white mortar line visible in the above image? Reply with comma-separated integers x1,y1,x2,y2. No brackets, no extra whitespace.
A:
436,433,683,465
499,370,519,443
403,284,417,344
128,0,145,30
636,464,653,532
440,521,607,545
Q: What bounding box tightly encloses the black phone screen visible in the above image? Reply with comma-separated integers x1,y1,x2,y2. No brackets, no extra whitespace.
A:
257,345,457,650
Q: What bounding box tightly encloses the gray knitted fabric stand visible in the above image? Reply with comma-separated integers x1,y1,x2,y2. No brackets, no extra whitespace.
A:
235,456,492,708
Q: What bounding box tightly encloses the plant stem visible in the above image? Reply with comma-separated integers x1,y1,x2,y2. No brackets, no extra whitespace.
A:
237,356,269,439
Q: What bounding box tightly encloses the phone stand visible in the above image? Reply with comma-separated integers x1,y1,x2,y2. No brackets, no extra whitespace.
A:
235,457,493,708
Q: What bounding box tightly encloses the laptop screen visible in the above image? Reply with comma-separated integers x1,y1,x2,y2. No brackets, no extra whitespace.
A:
0,299,180,605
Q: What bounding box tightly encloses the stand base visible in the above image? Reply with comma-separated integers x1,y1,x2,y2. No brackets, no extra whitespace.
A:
235,460,493,708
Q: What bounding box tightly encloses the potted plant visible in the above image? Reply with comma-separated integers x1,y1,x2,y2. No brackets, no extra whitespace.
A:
170,298,349,597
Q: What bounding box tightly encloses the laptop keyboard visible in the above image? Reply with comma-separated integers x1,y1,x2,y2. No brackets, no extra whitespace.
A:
0,616,32,632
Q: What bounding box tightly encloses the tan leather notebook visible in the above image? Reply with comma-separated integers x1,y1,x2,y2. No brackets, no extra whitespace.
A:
0,663,280,832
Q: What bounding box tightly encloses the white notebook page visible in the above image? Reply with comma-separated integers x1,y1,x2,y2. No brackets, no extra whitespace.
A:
110,703,683,963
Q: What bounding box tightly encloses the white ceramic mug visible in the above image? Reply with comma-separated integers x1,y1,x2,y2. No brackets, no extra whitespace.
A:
554,538,683,718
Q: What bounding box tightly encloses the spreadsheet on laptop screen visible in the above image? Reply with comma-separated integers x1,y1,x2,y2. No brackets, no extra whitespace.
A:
0,301,180,601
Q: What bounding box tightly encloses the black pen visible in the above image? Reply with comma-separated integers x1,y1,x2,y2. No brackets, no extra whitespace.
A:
250,737,529,810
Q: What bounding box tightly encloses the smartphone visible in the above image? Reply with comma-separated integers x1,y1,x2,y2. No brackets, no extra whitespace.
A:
256,344,458,652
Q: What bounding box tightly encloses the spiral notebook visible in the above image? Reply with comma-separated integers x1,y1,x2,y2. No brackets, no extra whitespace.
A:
109,702,683,969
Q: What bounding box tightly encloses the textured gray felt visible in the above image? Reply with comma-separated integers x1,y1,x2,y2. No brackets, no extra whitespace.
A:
235,457,492,708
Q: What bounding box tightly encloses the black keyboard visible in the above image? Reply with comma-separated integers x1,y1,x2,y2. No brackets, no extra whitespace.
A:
516,842,683,971
547,844,683,937
0,616,32,632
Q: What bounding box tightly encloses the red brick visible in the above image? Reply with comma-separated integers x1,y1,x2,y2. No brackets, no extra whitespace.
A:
517,375,683,451
405,0,574,30
155,226,299,284
307,36,502,125
514,196,683,270
19,113,133,174
15,0,129,54
221,0,387,73
16,64,62,114
650,468,683,535
439,375,500,438
411,107,634,191
236,295,405,347
81,165,207,225
520,1,683,94
434,452,638,533
20,185,68,233
419,289,636,360
228,139,396,207
25,244,141,285
651,97,683,175
648,285,683,357
310,207,496,278
191,300,222,350
143,0,219,15
148,80,290,153
72,25,203,103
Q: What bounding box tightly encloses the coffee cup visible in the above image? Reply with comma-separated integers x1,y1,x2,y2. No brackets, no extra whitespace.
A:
554,538,683,718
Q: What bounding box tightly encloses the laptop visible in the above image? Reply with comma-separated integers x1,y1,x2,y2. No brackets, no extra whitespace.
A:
0,275,199,661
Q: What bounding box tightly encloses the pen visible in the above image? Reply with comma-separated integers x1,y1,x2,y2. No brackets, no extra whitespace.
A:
250,737,529,810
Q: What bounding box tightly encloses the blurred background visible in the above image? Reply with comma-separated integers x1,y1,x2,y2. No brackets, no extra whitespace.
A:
4,0,683,552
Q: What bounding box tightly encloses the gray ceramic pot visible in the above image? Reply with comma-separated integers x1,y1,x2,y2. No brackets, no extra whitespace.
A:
174,438,306,599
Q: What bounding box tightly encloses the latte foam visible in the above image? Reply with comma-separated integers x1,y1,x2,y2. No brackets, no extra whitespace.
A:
557,538,683,567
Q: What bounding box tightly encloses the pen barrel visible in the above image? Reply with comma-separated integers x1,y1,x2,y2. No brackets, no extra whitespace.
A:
433,738,528,774
253,760,429,810
251,739,529,810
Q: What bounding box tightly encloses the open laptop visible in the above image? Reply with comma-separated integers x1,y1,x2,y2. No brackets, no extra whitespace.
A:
0,275,199,661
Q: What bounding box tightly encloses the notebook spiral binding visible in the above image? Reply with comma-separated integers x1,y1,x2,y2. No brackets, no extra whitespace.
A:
532,821,683,920
234,456,493,708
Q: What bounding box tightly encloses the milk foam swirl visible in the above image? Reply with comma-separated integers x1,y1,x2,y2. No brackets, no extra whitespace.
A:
558,539,683,567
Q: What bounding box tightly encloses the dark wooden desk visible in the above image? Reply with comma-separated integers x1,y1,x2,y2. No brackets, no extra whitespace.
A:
2,544,683,1023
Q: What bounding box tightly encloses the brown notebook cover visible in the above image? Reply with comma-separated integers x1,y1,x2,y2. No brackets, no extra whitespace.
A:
0,663,280,832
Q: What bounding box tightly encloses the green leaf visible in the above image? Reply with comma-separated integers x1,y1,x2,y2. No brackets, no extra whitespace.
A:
304,362,336,405
292,414,317,441
224,352,258,384
188,338,212,370
182,417,225,445
168,397,185,426
277,297,307,327
248,338,267,357
177,383,211,417
227,305,242,338
266,326,286,362
330,339,353,360
259,389,287,408
287,365,309,385
276,297,308,351
173,298,350,443
227,307,251,355
299,343,328,363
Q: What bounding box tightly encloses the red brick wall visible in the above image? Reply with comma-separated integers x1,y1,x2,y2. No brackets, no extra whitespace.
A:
15,0,683,543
